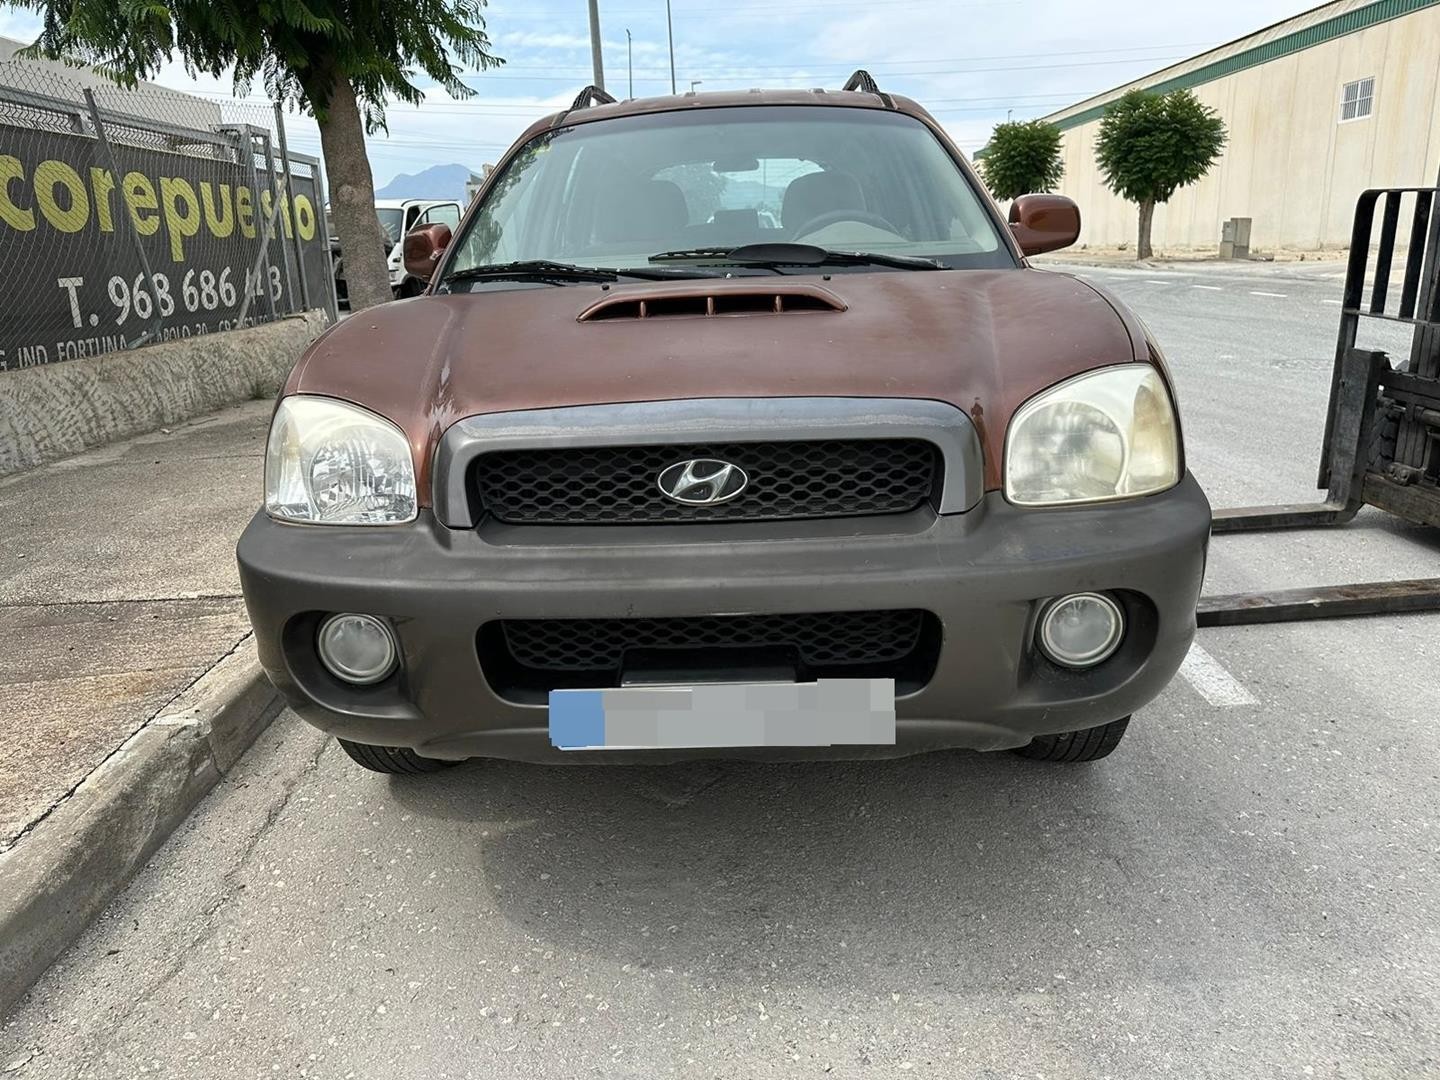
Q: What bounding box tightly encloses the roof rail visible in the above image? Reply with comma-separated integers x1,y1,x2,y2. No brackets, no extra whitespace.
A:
550,84,619,128
841,69,894,108
570,85,618,110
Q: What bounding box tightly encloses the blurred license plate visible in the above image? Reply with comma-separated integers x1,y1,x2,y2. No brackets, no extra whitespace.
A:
548,679,895,750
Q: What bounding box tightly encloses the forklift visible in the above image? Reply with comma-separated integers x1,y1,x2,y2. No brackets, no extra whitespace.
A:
1201,172,1440,625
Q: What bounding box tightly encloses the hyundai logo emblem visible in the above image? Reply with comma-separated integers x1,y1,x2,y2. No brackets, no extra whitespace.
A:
656,458,749,505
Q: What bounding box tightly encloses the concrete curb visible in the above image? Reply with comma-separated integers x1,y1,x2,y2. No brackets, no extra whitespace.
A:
0,639,281,1015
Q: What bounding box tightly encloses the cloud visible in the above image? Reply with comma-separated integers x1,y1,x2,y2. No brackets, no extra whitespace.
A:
494,31,593,51
2,0,1319,180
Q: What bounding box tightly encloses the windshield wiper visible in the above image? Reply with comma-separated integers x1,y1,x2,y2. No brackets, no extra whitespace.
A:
646,247,736,262
649,243,944,271
439,259,721,289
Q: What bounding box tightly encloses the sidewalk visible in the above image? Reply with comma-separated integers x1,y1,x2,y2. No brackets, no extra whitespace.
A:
0,400,280,1009
1035,247,1349,270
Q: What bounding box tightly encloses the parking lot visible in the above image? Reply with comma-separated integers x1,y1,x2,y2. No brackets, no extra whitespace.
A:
3,260,1438,1079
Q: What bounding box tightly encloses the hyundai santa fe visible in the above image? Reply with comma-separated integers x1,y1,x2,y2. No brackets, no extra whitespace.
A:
236,77,1211,774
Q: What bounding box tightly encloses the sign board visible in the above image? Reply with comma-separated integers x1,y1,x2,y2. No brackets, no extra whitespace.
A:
0,122,330,371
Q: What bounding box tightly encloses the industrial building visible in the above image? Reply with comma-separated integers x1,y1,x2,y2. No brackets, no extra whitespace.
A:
1039,0,1440,252
0,35,222,130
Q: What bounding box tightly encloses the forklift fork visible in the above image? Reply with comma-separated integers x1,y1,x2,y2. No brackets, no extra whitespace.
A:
1199,176,1440,626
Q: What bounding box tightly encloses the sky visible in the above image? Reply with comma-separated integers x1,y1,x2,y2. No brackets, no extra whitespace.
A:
0,0,1322,190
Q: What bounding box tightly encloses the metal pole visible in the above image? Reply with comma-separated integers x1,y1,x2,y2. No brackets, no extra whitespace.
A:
626,29,633,99
1407,160,1440,379
311,153,341,321
273,101,312,312
237,127,279,326
587,0,605,91
666,0,676,94
261,130,299,315
83,88,166,348
236,181,286,326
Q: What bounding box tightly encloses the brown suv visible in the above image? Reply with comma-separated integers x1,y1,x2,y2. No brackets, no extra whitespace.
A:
237,78,1210,774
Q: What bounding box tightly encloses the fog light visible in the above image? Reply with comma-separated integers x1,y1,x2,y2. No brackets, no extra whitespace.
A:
316,613,398,685
1038,593,1124,669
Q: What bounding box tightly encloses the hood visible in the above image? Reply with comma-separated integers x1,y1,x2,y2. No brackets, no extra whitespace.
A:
289,268,1147,502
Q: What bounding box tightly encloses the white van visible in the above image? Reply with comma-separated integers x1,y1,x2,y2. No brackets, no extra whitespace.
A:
328,198,463,303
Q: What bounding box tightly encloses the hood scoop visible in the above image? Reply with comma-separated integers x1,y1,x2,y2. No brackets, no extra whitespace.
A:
577,281,846,322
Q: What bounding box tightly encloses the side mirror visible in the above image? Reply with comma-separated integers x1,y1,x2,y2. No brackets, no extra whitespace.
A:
1008,194,1080,256
402,223,453,282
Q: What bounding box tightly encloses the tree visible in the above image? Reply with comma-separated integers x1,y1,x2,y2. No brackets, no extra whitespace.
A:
666,163,727,223
977,120,1063,201
12,0,502,310
1094,88,1226,259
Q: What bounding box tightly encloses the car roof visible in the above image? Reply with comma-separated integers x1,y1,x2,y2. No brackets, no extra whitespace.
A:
516,87,939,146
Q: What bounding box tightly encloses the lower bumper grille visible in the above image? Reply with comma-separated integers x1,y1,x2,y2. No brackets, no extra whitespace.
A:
479,609,941,702
471,439,940,524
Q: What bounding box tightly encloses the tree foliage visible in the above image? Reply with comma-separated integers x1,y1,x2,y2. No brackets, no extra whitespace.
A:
1094,88,1226,257
1095,88,1226,205
13,0,503,127
666,163,728,223
977,120,1063,201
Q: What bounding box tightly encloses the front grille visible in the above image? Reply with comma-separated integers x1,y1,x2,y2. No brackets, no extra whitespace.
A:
478,610,944,702
479,609,941,702
502,609,925,671
470,439,939,524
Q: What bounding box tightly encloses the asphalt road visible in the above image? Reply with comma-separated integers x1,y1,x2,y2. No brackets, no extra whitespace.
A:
3,261,1439,1079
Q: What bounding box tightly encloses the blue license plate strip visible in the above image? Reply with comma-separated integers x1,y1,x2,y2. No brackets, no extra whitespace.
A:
548,679,896,750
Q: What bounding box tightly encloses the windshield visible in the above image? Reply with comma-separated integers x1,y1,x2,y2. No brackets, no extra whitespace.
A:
447,106,1012,275
377,208,405,246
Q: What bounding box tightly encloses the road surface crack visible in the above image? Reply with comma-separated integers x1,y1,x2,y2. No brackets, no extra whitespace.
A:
0,593,243,610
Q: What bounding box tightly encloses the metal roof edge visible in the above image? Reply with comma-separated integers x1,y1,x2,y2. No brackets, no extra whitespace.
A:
1039,0,1440,134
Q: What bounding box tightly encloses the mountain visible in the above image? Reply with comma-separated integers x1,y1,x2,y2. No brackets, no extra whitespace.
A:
375,163,477,201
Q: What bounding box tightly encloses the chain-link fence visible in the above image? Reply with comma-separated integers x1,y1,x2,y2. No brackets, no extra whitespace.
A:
0,63,336,372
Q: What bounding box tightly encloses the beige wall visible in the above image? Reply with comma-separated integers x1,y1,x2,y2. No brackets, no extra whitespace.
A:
1049,4,1440,252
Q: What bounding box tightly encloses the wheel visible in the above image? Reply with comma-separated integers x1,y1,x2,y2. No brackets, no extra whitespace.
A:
1012,716,1131,762
337,739,456,774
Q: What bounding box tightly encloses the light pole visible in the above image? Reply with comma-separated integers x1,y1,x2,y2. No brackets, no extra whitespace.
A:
689,79,703,93
587,0,605,91
666,0,677,94
626,29,633,99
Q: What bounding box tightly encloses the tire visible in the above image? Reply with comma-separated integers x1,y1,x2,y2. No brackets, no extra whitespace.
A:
1365,400,1400,473
1013,716,1131,763
337,739,455,775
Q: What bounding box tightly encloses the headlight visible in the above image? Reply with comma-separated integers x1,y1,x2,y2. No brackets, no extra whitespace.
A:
264,396,418,525
1005,364,1179,506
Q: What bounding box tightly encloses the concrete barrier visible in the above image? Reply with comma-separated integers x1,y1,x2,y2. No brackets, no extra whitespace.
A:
0,639,282,1015
0,309,328,476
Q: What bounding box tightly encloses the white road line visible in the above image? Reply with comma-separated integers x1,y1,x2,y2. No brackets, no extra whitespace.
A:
1192,284,1223,291
1178,644,1259,707
1249,290,1288,298
1322,299,1342,305
1145,279,1172,285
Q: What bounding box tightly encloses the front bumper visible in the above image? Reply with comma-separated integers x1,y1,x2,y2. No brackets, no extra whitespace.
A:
236,475,1211,762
